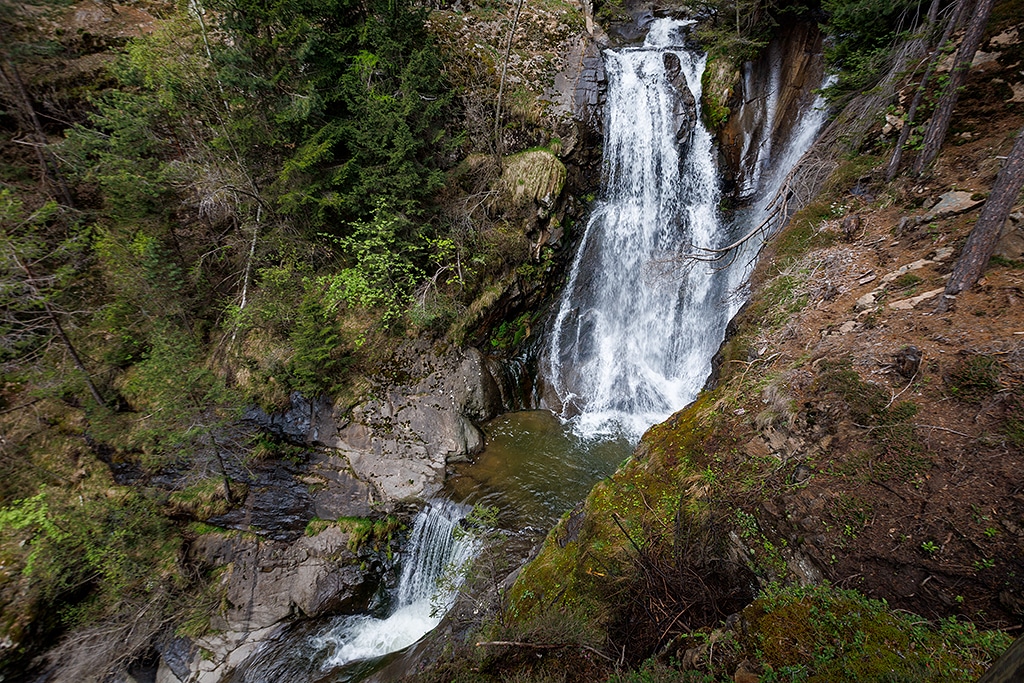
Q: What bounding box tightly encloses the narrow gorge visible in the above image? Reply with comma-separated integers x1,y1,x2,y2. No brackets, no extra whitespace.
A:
1,0,1022,681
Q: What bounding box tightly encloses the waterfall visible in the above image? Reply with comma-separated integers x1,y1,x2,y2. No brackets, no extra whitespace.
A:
232,500,479,682
314,500,479,668
544,18,828,439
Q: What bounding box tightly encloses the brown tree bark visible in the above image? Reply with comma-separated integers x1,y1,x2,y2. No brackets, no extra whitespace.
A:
914,0,994,174
944,127,1024,297
11,253,107,407
886,0,966,181
493,0,526,161
0,56,74,207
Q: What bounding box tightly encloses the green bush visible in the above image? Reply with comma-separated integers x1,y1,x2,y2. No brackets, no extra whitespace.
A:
0,490,180,628
822,0,925,99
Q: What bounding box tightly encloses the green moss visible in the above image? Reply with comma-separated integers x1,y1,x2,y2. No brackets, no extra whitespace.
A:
749,274,810,329
175,565,229,639
775,203,839,263
814,362,926,479
509,393,718,628
745,583,1011,682
892,272,922,290
773,155,883,265
308,515,404,553
593,0,631,25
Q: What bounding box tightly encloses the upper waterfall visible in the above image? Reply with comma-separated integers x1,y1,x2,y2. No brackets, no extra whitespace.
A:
543,18,828,439
544,19,724,438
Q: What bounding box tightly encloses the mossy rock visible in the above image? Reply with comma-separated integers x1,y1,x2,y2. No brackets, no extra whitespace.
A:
508,393,718,628
495,149,567,218
701,55,740,131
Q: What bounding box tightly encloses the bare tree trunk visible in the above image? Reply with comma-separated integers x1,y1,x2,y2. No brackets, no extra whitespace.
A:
12,254,107,407
494,0,525,161
45,299,107,408
944,127,1024,297
0,55,75,207
209,433,235,506
914,0,993,174
886,0,965,181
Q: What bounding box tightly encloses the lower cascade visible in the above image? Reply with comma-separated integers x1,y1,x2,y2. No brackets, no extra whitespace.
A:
234,500,478,682
317,500,478,668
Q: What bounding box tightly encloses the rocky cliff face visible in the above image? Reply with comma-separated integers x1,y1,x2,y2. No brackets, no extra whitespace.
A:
492,13,1024,682
715,22,826,198
248,343,504,503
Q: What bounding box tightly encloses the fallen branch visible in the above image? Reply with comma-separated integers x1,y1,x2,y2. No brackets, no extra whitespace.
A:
914,424,974,438
475,641,615,662
476,641,561,649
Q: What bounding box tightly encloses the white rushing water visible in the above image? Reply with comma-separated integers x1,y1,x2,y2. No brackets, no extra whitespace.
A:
234,500,479,682
313,500,479,668
545,18,829,439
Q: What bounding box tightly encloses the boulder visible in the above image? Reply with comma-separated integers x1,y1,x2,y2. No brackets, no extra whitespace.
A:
994,211,1024,259
249,344,504,503
166,626,279,683
923,190,984,221
495,150,568,229
191,526,368,632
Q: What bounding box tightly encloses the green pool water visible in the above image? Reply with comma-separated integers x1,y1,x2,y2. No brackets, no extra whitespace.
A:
443,410,633,531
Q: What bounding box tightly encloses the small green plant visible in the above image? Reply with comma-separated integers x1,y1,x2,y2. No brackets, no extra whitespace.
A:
893,272,922,290
921,540,939,554
973,558,996,571
489,312,532,350
984,527,999,539
946,355,1001,402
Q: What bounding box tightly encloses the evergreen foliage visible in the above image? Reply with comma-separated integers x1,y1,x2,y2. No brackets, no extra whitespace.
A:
209,0,452,230
822,0,925,96
0,0,462,671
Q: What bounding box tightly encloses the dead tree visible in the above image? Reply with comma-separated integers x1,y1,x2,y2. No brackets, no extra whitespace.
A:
493,0,526,160
943,126,1024,298
914,0,993,174
5,250,107,407
0,56,74,207
886,0,966,180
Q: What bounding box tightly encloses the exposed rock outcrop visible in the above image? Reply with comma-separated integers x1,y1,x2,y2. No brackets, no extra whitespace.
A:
717,22,825,198
573,39,607,129
663,51,698,152
490,149,570,261
153,525,383,683
190,527,371,632
248,344,504,503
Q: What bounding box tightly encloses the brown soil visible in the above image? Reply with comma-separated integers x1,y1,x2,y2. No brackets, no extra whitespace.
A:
713,22,1024,632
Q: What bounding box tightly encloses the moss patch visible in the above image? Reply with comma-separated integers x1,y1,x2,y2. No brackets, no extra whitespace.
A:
745,583,1011,682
